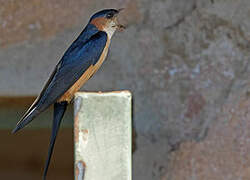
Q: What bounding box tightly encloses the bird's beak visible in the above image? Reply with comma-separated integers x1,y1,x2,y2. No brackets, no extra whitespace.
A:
115,8,126,31
118,8,124,13
114,8,124,17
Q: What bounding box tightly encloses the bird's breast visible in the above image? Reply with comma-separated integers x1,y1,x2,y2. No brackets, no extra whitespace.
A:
58,38,111,102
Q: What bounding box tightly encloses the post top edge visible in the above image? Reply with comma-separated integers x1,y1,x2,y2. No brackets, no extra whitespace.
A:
75,90,132,98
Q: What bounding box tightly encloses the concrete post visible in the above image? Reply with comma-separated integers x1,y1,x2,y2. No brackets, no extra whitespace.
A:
74,91,132,180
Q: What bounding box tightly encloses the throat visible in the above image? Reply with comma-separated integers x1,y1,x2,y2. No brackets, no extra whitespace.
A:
103,27,116,39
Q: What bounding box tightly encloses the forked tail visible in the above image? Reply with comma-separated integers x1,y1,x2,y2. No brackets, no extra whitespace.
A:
43,101,68,180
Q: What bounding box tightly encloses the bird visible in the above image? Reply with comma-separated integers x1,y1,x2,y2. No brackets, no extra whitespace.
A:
12,9,125,180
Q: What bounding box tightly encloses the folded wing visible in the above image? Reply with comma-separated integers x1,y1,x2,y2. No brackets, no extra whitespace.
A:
12,30,108,133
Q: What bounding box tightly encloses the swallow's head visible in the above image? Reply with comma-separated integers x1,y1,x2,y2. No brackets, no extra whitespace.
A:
89,9,125,38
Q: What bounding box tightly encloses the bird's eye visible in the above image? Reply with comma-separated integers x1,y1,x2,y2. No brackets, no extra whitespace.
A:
106,13,114,19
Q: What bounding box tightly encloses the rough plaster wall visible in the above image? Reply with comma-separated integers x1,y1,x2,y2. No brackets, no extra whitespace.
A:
1,0,250,179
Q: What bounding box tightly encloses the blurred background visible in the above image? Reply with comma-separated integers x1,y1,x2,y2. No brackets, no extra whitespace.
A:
1,0,250,179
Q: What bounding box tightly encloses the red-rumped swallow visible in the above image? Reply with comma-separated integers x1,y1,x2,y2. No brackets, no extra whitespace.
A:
12,9,125,180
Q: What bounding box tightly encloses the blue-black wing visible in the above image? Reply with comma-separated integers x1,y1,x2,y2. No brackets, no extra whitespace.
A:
39,31,108,107
12,29,108,133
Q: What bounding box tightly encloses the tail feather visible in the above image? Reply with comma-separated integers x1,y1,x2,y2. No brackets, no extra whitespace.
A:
12,107,39,133
12,96,45,134
43,101,68,180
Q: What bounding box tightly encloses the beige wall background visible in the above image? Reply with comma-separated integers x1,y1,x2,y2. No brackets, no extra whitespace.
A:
1,0,250,179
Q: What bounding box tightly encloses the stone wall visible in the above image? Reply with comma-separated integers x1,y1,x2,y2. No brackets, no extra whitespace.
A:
1,0,250,179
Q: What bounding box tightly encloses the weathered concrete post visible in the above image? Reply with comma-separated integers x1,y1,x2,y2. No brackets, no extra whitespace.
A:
74,91,132,180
